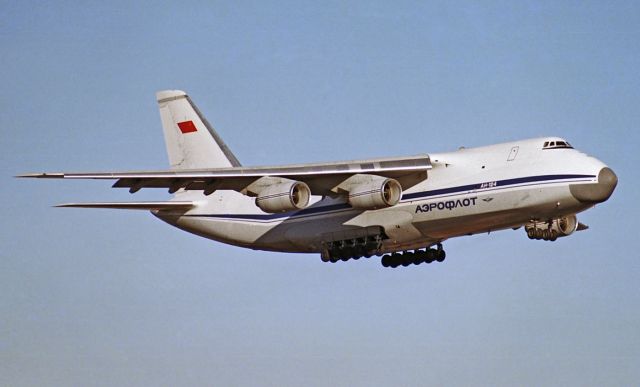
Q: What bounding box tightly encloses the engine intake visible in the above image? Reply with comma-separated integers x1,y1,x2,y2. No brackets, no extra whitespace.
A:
255,181,311,213
348,177,402,210
550,214,578,237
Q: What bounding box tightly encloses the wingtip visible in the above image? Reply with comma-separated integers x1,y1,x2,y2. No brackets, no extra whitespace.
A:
15,173,64,178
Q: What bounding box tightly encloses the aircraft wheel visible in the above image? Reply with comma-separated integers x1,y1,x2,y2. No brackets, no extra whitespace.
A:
412,252,424,265
400,252,412,267
534,229,543,240
436,249,446,262
550,231,558,241
425,249,436,263
381,255,390,267
527,229,535,239
390,253,402,268
356,246,367,258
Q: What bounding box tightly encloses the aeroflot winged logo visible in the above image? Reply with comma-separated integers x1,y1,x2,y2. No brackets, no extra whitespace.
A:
177,120,198,134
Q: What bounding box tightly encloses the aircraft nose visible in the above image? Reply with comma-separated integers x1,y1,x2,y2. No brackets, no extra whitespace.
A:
570,167,618,203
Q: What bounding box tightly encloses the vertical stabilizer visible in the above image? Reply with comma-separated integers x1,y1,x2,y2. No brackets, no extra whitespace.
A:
156,90,241,169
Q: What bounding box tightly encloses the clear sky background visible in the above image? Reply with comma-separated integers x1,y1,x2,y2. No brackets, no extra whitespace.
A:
2,1,639,386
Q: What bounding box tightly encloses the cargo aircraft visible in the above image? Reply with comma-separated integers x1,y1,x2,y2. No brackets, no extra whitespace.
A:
19,90,618,268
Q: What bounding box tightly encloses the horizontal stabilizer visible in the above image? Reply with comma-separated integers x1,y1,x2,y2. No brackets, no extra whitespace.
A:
55,201,195,210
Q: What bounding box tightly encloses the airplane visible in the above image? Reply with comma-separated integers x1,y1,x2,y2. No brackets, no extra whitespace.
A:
18,90,618,268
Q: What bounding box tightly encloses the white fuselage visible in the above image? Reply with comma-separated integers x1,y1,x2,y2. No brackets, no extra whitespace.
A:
155,137,608,255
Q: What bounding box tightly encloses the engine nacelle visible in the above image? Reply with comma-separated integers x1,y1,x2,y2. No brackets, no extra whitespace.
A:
550,214,578,237
347,177,402,210
255,181,311,213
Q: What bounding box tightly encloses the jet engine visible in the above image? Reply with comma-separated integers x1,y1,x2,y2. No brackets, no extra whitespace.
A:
255,181,311,213
347,177,402,210
550,214,578,237
525,214,578,241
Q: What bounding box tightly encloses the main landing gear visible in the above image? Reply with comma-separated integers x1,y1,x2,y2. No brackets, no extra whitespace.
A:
380,244,446,268
321,235,384,263
321,237,447,268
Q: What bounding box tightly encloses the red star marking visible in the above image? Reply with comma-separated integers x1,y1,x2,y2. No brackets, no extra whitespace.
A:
177,121,198,134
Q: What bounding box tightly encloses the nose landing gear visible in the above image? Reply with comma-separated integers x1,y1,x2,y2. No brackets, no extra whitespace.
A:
525,223,558,242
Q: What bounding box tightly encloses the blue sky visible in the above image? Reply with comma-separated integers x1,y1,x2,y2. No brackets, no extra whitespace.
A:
2,1,639,386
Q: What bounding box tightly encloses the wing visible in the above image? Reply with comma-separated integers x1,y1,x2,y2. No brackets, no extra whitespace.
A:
19,155,431,196
54,201,195,210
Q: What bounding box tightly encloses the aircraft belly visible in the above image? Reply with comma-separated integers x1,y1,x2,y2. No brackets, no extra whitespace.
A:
410,184,587,239
278,211,362,252
156,183,591,255
155,213,284,251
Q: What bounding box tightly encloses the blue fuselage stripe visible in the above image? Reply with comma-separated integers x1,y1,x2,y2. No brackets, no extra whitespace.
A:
401,174,593,200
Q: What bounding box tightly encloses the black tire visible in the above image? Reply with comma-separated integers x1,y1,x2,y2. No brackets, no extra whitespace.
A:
535,228,543,240
436,249,446,262
412,252,424,265
390,253,402,268
400,252,413,267
425,249,436,263
381,255,390,267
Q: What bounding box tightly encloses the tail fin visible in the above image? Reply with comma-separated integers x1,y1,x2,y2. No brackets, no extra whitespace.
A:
156,90,241,169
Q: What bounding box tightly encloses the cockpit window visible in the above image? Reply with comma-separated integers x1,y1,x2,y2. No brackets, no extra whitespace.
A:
543,140,573,150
